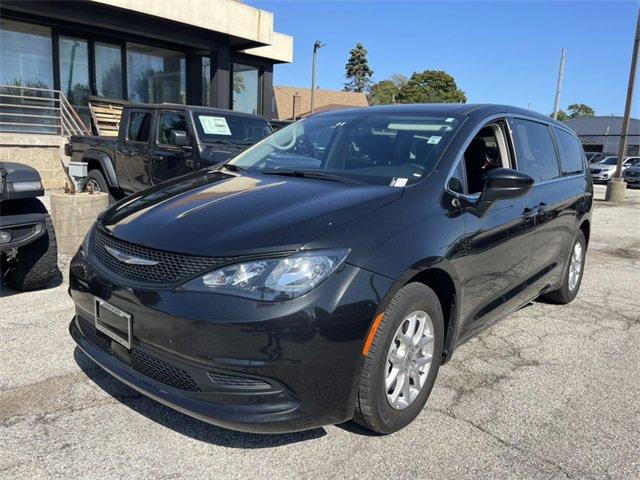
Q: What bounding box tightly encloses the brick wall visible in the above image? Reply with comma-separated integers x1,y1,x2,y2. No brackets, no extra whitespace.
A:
0,134,69,190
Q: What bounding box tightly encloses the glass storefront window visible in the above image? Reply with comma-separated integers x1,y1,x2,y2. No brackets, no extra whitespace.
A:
202,56,211,106
95,42,123,99
232,63,260,115
126,42,185,104
0,19,53,89
59,36,90,126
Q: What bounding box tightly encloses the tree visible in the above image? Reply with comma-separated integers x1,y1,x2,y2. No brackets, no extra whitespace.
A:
567,103,595,119
369,80,400,105
388,73,408,88
344,43,373,93
396,70,466,104
550,110,569,121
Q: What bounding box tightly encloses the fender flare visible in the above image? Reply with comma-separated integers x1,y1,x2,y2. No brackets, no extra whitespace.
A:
81,151,118,188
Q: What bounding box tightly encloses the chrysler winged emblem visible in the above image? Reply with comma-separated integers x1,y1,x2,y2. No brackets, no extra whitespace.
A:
104,245,159,266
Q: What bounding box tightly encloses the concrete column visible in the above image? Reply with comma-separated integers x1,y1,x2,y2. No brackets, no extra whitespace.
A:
212,48,231,110
262,64,274,120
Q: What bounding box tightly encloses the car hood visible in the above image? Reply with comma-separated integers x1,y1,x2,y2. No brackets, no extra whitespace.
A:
99,169,403,257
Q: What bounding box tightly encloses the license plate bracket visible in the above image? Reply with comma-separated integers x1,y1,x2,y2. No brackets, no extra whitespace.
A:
94,297,132,349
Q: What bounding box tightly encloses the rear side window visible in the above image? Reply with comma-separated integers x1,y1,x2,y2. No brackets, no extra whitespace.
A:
512,119,560,182
127,112,151,142
554,128,584,175
157,113,188,145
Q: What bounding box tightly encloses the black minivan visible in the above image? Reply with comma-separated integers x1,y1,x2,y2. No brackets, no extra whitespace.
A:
69,104,592,434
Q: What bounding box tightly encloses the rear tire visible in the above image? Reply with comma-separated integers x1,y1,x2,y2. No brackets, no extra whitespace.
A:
354,283,444,434
543,230,586,304
84,169,115,204
4,198,58,291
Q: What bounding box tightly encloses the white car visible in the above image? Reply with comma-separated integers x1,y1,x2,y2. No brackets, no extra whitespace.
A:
589,156,640,183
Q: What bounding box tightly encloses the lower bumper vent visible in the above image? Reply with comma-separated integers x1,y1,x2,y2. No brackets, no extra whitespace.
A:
77,316,201,392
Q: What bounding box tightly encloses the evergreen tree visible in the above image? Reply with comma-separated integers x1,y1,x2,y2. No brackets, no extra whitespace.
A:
344,43,373,93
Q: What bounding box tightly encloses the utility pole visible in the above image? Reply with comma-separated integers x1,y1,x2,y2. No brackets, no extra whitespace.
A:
606,7,640,202
552,48,566,120
310,40,325,115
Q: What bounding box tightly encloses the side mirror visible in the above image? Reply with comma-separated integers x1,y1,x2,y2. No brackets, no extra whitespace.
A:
479,168,534,203
170,130,189,148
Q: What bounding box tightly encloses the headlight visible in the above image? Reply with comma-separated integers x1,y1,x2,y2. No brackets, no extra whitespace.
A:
180,249,350,301
12,181,42,192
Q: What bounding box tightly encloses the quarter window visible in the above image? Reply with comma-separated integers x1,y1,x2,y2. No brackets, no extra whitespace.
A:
512,119,560,182
127,112,151,142
554,128,584,175
157,113,188,145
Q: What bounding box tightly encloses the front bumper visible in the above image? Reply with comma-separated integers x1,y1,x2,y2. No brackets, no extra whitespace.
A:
590,171,614,183
0,213,46,251
68,248,394,433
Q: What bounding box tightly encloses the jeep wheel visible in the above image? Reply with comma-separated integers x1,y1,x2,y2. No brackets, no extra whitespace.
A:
84,169,115,203
4,198,58,291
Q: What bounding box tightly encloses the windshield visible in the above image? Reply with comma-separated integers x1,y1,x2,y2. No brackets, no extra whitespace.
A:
194,113,272,144
227,112,461,186
599,157,618,165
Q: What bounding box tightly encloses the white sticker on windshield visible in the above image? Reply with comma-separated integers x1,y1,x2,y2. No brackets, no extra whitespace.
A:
199,116,232,136
445,117,455,123
390,177,408,187
428,136,442,144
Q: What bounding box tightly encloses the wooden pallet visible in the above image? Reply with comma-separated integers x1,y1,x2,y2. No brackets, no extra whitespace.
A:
88,96,128,136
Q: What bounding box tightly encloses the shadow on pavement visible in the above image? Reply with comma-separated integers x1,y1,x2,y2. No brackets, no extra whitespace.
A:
73,347,327,448
0,268,63,298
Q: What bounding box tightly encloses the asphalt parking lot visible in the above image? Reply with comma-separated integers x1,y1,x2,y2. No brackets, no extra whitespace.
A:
1,184,639,480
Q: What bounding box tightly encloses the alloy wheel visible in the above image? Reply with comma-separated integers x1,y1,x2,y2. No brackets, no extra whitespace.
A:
385,310,435,410
86,179,101,192
568,242,583,291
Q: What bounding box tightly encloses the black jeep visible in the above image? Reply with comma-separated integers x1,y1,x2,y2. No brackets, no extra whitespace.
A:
0,162,58,291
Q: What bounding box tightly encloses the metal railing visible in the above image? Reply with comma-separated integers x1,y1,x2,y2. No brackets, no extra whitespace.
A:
0,84,91,137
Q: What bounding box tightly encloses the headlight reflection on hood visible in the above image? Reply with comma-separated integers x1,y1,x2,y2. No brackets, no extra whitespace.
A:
180,249,350,301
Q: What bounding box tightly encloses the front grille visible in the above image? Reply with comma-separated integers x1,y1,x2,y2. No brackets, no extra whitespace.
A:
92,227,238,284
77,316,201,392
130,348,201,392
627,171,640,177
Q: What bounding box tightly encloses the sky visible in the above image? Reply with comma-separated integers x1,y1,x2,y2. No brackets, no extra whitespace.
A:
249,0,640,117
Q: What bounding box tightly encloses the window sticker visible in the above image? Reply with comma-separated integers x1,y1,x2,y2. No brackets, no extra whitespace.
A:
428,136,442,144
199,116,232,136
389,177,408,187
445,117,455,123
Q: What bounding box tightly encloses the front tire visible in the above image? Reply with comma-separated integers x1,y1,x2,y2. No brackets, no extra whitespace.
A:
543,230,586,304
3,198,58,291
354,283,444,434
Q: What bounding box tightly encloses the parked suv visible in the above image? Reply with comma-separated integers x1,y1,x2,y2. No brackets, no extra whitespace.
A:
66,104,272,202
69,104,592,434
1,162,58,290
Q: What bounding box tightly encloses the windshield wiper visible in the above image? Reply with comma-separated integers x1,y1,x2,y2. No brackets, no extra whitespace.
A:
260,170,364,185
208,140,247,149
222,163,249,173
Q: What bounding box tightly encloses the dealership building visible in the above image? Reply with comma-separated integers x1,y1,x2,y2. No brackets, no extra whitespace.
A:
0,0,293,187
565,116,640,157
